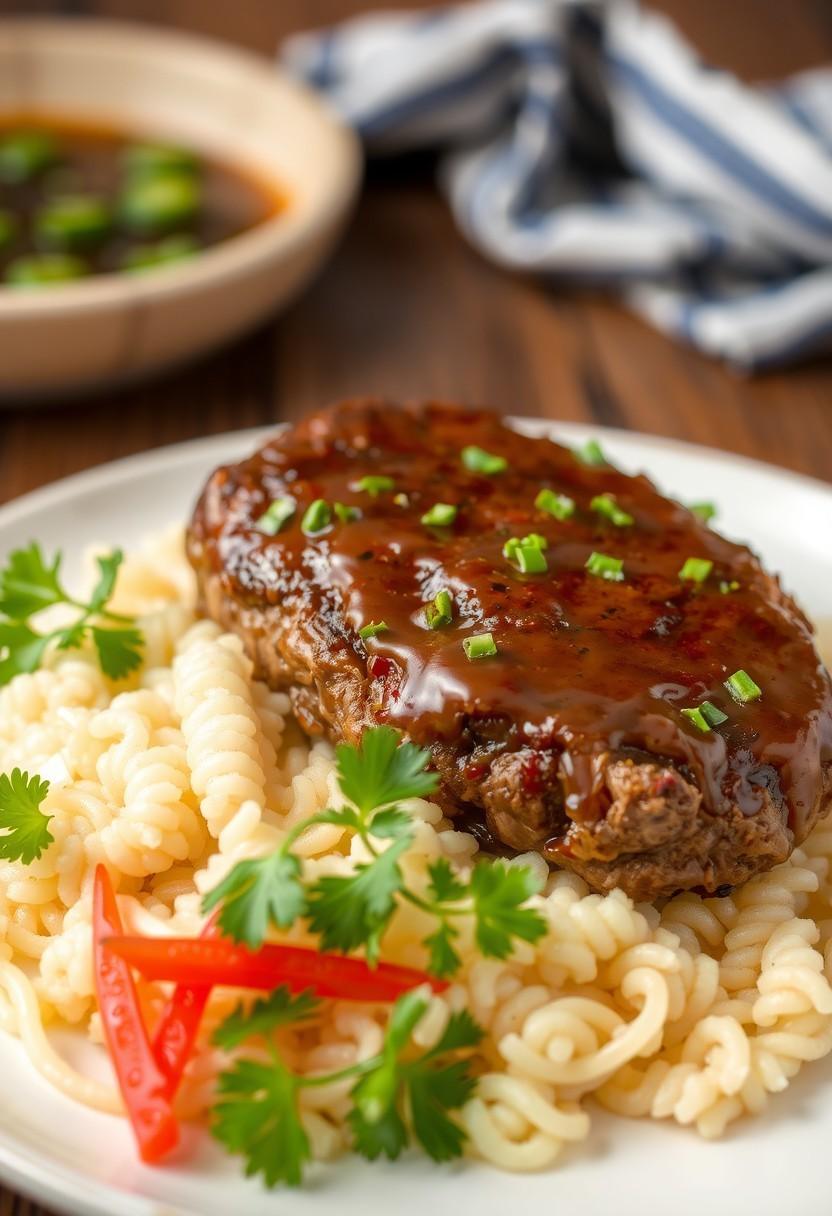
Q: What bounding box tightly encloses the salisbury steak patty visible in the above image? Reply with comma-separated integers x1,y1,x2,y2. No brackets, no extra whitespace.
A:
187,399,832,901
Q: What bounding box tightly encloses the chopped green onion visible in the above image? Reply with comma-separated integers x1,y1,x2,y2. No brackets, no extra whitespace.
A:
122,142,199,180
351,475,395,497
35,194,111,251
679,557,713,584
591,493,634,527
535,488,575,521
690,501,717,524
504,534,548,573
301,499,332,535
333,501,361,524
255,497,295,535
724,670,762,704
461,446,507,475
5,253,88,287
0,131,58,185
425,590,454,630
0,209,17,250
503,533,547,561
720,580,740,595
359,620,388,642
585,551,624,581
119,173,200,235
576,438,607,467
393,492,409,507
682,700,728,733
421,502,457,528
122,234,198,273
463,632,498,660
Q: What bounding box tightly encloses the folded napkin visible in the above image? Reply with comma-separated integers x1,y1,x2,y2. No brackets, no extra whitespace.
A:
284,0,832,370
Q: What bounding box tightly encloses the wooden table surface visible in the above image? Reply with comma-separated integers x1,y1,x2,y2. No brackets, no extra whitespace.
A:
0,0,831,1211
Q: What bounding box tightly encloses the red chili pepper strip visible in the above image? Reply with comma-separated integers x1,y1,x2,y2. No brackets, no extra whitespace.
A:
104,935,446,1001
151,916,219,1099
93,866,179,1163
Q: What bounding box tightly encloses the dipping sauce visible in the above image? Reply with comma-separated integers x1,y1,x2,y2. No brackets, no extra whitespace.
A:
0,115,284,286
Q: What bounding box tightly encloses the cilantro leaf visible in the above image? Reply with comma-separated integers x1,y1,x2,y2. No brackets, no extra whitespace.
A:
348,1092,408,1161
427,857,467,904
203,850,306,947
336,726,438,814
368,806,413,839
91,625,143,680
0,621,51,685
469,862,547,959
0,544,65,619
424,922,462,979
407,1060,474,1162
212,1057,310,1188
214,987,320,1051
0,769,53,862
429,1009,484,1055
305,834,411,961
87,550,124,615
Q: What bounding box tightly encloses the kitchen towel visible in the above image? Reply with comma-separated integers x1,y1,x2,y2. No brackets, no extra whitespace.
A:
284,0,832,370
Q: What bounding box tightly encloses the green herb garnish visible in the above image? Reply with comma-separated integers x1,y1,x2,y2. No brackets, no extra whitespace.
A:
0,770,53,862
421,503,457,528
724,669,762,704
463,632,498,660
576,438,607,467
212,985,483,1188
0,544,142,684
679,557,713,584
334,502,361,524
535,488,575,521
301,499,332,535
359,620,388,642
585,551,624,581
352,476,395,497
256,497,295,536
720,580,740,595
503,534,548,574
203,725,544,973
690,502,717,524
681,700,728,733
461,446,507,475
425,590,453,630
590,493,633,527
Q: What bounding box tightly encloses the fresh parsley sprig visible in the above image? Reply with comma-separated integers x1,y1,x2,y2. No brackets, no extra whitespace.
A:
211,985,483,1187
0,769,53,863
203,726,548,975
0,543,143,684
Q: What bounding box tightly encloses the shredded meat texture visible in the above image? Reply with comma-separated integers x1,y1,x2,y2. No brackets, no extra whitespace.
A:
188,398,832,901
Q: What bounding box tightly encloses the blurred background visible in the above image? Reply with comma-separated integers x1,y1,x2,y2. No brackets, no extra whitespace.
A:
0,0,829,512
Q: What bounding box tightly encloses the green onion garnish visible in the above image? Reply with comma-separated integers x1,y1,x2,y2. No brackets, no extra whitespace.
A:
681,700,729,733
461,446,507,475
359,621,388,642
576,439,607,467
333,502,361,524
301,499,332,535
421,502,457,528
720,580,740,595
724,670,761,704
535,488,575,521
352,475,395,497
585,552,624,581
690,502,717,524
504,534,548,573
463,632,498,660
591,493,633,527
679,557,713,583
425,590,454,630
256,497,295,535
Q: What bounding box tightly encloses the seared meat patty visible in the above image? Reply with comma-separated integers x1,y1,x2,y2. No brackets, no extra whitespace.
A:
187,399,832,901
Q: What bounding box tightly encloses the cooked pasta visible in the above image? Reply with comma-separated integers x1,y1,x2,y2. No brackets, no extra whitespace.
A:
0,532,831,1176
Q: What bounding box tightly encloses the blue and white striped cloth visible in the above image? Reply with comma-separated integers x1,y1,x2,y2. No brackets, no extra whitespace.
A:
284,0,832,370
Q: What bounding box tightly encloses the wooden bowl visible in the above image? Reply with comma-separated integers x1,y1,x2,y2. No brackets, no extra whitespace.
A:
0,19,362,401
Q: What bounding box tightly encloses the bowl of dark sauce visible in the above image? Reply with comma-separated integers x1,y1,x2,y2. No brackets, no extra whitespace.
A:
0,20,362,401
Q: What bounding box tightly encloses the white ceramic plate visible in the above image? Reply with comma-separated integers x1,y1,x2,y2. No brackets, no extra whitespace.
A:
0,421,830,1216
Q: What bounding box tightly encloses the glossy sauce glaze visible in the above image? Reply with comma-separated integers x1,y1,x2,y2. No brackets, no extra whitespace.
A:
190,402,832,844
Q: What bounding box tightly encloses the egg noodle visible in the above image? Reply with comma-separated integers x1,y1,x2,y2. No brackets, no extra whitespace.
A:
0,528,831,1173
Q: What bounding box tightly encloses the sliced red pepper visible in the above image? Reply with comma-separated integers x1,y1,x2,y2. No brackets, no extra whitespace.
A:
151,916,219,1099
93,866,179,1163
104,935,446,1001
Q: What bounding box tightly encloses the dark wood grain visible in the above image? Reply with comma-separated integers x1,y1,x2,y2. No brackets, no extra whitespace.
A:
0,0,830,1212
